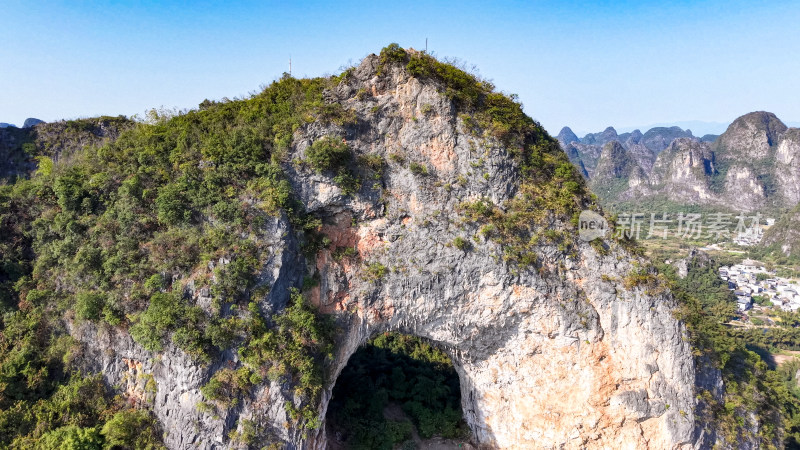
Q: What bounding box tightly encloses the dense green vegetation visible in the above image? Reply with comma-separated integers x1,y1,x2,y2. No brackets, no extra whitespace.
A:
647,250,800,447
0,360,164,449
0,68,356,446
751,209,800,269
326,333,469,449
657,258,787,447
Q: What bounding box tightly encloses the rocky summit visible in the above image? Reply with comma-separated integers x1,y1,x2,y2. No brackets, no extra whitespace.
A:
0,46,777,449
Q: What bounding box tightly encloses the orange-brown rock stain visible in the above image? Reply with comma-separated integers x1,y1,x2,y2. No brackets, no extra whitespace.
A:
120,358,149,405
311,214,394,316
419,133,456,174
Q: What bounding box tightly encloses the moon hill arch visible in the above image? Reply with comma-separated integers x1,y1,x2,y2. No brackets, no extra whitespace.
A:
61,46,730,449
298,49,696,449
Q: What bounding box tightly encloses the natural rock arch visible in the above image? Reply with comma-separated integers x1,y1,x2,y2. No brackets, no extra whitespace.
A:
302,209,696,449
323,331,469,447
69,50,700,449
291,54,696,448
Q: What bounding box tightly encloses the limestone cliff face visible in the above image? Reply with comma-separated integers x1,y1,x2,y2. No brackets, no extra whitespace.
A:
557,126,579,147
298,54,697,449
589,141,652,201
626,141,658,174
64,53,706,449
720,165,766,210
640,127,695,155
775,129,800,206
564,141,603,177
649,138,716,204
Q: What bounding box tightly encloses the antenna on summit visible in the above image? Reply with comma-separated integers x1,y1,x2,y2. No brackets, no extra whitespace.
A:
425,38,428,53
289,55,292,76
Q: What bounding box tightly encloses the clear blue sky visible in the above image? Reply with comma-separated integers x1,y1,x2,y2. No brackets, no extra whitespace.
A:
1,0,799,135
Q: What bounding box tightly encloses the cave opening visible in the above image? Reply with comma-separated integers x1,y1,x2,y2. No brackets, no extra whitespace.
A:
325,332,472,449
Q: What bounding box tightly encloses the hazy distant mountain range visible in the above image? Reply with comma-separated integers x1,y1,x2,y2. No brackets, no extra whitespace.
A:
559,111,800,214
560,111,800,259
562,120,800,139
616,120,729,137
558,125,716,180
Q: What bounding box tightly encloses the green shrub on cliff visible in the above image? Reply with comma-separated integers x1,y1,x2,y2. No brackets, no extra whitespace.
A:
306,136,352,173
305,136,361,194
130,293,185,352
0,365,164,448
200,367,258,407
74,291,106,321
101,410,165,449
37,425,103,450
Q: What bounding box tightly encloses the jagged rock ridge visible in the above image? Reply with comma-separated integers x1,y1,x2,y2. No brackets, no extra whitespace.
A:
559,125,695,180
